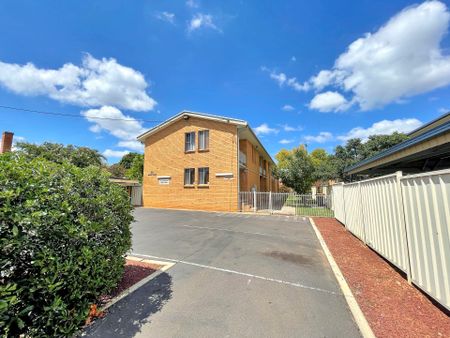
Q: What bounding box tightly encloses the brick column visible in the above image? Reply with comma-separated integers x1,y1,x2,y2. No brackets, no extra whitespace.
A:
0,131,13,153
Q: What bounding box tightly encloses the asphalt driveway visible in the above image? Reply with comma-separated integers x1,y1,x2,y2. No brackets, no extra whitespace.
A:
84,208,361,338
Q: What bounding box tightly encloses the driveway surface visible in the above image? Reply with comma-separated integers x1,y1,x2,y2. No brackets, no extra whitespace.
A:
84,208,361,338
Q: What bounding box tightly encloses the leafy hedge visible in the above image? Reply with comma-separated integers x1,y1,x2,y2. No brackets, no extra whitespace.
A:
0,153,133,337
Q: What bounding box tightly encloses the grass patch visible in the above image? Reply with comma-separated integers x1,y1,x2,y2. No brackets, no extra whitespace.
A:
295,207,334,217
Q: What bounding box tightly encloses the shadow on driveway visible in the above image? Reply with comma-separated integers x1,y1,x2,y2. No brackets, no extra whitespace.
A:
83,272,172,338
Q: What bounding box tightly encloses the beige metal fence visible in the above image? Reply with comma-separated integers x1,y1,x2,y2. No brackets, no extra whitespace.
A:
400,169,450,310
332,169,450,311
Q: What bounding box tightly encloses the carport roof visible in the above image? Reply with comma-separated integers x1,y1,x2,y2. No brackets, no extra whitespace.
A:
344,112,450,175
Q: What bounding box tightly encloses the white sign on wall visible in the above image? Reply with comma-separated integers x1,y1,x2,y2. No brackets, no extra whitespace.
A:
157,176,171,185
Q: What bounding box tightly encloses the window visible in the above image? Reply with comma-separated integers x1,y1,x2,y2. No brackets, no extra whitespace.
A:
184,168,195,185
198,167,209,185
185,132,195,152
198,130,209,150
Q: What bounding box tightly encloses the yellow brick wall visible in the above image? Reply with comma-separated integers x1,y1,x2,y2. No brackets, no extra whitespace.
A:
143,117,239,211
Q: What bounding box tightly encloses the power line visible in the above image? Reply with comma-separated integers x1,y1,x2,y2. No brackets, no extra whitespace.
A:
0,104,163,123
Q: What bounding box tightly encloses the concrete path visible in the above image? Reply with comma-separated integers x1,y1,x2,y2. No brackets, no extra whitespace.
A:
84,208,361,338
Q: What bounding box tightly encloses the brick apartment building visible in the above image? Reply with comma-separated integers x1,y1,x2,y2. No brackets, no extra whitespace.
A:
137,111,279,212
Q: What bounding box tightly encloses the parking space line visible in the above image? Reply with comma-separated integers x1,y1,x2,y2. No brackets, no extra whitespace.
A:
180,224,291,239
132,252,340,296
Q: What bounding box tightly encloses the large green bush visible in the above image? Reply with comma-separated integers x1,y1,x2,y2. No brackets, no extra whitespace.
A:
0,153,133,337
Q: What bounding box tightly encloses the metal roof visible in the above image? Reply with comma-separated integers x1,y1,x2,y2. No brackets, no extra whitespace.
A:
344,119,450,173
137,110,275,164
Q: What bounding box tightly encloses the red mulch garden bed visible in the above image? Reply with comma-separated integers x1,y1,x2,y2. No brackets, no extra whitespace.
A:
85,259,161,325
314,217,450,338
98,259,160,306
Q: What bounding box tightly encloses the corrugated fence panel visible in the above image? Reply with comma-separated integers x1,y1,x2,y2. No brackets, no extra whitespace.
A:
360,174,409,272
401,169,450,310
343,182,365,241
332,183,346,224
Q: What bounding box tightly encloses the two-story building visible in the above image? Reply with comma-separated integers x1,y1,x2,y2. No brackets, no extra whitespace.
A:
137,111,279,212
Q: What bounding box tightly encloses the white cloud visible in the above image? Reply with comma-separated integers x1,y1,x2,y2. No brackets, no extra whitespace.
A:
186,0,199,8
309,91,349,112
309,70,335,91
304,132,333,144
261,67,310,92
82,105,146,143
308,1,450,111
11,136,26,151
279,139,294,144
103,149,130,158
337,118,423,142
117,140,144,151
188,13,220,32
253,123,279,136
0,54,156,111
279,124,303,132
156,11,175,24
282,104,295,111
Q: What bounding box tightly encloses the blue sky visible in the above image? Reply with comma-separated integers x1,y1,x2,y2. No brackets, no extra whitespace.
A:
1,0,450,162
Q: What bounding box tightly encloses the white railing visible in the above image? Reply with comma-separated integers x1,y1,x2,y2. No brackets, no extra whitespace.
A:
332,169,450,311
239,191,333,217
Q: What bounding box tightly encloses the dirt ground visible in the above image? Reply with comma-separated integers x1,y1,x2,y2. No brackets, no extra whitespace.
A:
314,217,450,338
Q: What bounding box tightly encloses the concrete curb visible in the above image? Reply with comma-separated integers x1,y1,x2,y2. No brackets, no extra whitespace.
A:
100,256,175,312
309,217,376,338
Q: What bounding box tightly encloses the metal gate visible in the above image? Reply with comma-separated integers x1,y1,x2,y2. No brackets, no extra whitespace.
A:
239,192,333,217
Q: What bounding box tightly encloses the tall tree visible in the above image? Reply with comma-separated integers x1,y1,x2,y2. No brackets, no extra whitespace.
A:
310,148,335,182
119,152,141,169
15,142,104,168
274,146,315,193
126,154,144,182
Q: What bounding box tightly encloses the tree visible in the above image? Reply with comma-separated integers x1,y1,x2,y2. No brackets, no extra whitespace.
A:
333,133,409,180
126,154,144,182
274,146,315,193
310,148,335,182
15,142,104,168
108,163,126,178
119,152,141,169
362,132,408,158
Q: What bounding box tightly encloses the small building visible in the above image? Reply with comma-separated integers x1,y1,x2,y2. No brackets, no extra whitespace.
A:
345,112,450,176
109,178,142,206
137,111,279,212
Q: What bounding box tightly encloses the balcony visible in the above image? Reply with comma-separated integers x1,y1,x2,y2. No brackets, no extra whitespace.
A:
259,167,266,177
239,151,247,167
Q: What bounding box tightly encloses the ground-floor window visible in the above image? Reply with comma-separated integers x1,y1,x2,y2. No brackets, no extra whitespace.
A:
184,168,195,185
198,167,209,185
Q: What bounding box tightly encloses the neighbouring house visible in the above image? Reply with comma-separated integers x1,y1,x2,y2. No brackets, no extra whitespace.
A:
311,179,335,196
109,178,143,206
137,111,279,212
345,111,450,176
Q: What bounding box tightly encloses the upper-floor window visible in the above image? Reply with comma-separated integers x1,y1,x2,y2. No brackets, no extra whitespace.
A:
198,167,209,185
198,130,209,151
184,168,195,185
185,132,195,152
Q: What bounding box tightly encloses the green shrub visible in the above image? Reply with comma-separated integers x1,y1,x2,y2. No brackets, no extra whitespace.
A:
0,153,133,337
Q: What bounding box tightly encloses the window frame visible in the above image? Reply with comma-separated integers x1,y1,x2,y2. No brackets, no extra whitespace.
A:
198,130,209,151
185,132,196,152
198,167,210,185
184,168,195,186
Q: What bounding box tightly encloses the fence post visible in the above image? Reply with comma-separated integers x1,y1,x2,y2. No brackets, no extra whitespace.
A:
269,191,272,214
396,171,412,284
253,190,257,213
